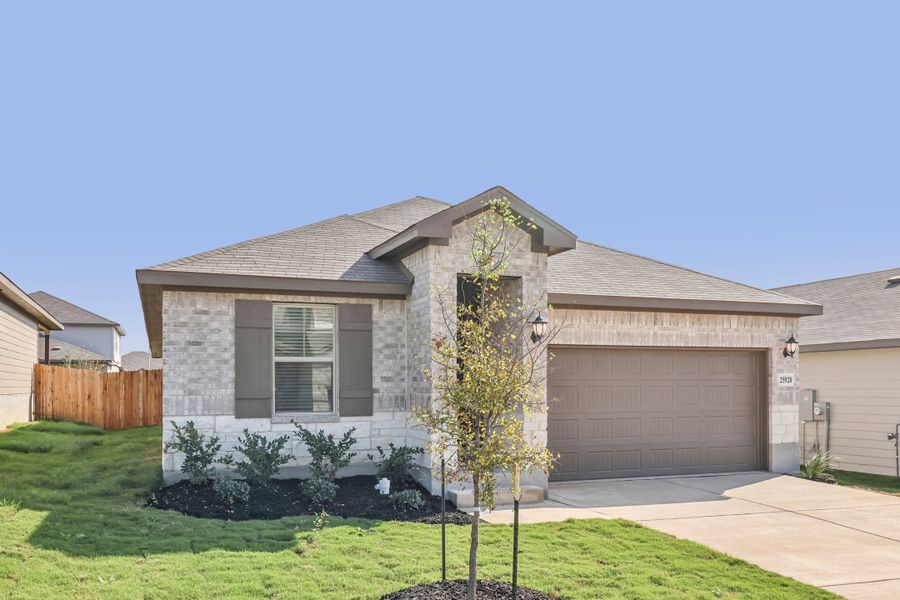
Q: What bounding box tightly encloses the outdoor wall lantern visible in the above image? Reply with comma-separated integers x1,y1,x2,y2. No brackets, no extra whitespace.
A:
783,335,799,358
530,315,547,344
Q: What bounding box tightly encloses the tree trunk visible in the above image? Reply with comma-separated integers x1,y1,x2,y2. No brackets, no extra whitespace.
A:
468,473,480,600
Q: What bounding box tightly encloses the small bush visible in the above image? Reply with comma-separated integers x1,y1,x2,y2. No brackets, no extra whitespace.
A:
389,489,425,512
302,475,338,507
367,443,424,485
800,451,834,482
231,430,293,488
164,421,225,484
212,475,251,505
294,425,356,480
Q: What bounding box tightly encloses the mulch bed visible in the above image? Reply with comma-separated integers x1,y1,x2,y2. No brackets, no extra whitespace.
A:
147,475,473,524
382,579,558,600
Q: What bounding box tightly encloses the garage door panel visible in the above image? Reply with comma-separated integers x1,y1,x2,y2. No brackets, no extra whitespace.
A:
549,347,762,481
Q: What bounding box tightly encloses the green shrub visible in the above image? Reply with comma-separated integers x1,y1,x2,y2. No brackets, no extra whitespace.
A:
367,443,424,485
388,489,424,512
164,421,225,484
293,425,356,480
232,430,293,488
302,475,338,507
800,451,834,482
212,475,251,505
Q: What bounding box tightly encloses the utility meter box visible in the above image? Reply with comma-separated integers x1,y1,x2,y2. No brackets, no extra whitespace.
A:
800,389,822,421
800,389,829,422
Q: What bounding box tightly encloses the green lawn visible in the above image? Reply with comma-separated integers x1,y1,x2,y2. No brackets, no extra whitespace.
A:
0,422,833,599
832,468,900,495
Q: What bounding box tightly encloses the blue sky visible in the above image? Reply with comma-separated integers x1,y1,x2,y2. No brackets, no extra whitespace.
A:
2,2,898,353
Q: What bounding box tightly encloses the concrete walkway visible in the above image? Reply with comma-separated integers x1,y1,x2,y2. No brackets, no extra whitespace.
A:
479,472,900,599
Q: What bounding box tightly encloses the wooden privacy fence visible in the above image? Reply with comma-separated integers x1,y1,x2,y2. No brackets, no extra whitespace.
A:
34,364,162,430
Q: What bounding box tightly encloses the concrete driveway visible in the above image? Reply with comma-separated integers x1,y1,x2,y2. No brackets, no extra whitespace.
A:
480,472,900,599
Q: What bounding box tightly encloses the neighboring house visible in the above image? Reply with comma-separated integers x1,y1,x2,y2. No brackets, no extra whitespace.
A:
121,350,163,371
774,268,900,476
38,338,110,367
137,186,821,496
29,291,126,371
0,272,63,429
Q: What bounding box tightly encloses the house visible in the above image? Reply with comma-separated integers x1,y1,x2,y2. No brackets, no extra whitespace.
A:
774,268,900,476
29,291,125,371
137,186,821,496
0,272,63,429
39,338,109,366
121,350,163,371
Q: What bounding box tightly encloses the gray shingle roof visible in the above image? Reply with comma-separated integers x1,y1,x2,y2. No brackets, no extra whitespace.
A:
353,196,450,232
121,350,163,371
29,291,124,334
146,197,449,283
38,338,109,363
773,268,900,346
548,241,818,308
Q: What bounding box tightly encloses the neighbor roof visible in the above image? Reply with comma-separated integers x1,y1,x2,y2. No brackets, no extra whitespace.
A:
0,272,63,331
29,291,125,336
37,338,108,363
773,267,900,351
121,350,163,371
548,242,822,316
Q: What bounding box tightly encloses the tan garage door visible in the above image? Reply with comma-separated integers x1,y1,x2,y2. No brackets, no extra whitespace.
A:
548,347,763,481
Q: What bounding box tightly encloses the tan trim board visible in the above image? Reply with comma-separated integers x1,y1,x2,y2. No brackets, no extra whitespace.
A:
800,338,900,353
136,269,412,296
548,293,823,317
0,272,64,331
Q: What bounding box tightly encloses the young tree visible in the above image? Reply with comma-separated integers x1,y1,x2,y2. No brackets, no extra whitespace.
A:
412,198,558,600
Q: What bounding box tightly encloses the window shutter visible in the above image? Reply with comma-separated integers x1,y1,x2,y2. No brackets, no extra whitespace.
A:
338,304,373,417
235,300,273,418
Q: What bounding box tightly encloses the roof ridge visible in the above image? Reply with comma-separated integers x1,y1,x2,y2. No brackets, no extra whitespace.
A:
147,214,351,270
577,240,818,305
30,290,121,325
772,266,900,290
353,195,450,218
345,214,401,233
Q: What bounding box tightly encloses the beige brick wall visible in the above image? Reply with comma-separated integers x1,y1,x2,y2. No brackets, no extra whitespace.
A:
401,217,551,490
160,218,802,485
162,290,414,481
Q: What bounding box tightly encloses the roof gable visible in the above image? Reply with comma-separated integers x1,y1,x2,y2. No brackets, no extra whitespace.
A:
368,186,578,259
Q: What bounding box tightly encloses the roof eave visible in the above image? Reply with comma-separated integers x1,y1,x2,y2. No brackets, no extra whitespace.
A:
136,269,412,358
799,338,900,353
547,292,824,317
0,273,64,331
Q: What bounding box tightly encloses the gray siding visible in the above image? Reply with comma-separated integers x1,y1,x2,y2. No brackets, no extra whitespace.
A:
800,348,900,476
53,324,116,364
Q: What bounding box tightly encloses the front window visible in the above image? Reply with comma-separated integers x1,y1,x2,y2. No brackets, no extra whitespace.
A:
273,304,335,413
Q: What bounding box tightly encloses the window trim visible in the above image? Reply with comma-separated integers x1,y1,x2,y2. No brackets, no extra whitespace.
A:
272,302,338,416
